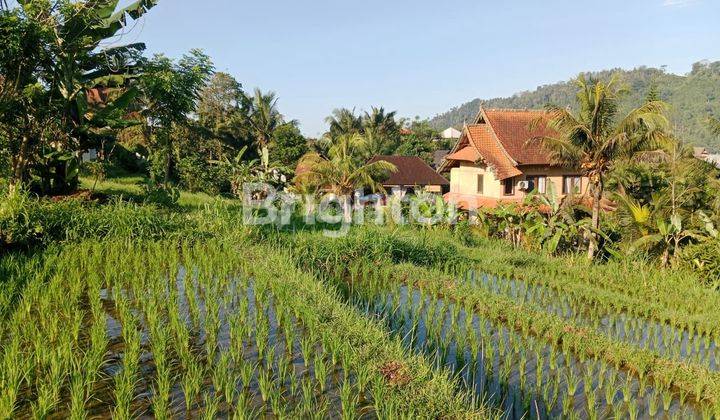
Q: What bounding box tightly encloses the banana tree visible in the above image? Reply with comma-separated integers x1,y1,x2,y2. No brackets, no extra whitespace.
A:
523,182,588,254
210,146,260,197
8,0,158,193
631,214,702,267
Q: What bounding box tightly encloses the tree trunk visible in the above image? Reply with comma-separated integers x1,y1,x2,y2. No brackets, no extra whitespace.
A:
587,179,603,260
163,141,172,187
9,134,31,193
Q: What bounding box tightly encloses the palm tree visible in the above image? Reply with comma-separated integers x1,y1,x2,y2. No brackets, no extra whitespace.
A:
295,133,396,196
244,88,283,170
325,108,363,139
362,106,400,157
535,74,671,259
363,107,398,136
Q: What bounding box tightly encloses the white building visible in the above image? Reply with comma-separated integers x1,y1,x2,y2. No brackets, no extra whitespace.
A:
440,127,462,140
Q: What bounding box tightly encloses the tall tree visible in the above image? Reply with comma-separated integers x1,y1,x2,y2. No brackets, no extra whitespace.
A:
197,72,247,149
0,0,159,192
362,106,400,156
242,88,283,171
325,108,362,139
295,134,396,196
271,122,307,168
536,74,671,259
139,50,214,186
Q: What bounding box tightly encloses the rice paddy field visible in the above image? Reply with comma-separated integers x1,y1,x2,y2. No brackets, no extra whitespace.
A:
2,197,720,419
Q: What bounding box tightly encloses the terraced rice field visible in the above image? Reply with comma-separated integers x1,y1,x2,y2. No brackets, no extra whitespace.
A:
2,225,720,419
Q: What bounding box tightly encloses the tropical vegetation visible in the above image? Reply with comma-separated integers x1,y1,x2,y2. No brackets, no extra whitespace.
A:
2,1,720,419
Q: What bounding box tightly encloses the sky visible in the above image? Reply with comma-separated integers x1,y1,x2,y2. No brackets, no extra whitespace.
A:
116,0,720,137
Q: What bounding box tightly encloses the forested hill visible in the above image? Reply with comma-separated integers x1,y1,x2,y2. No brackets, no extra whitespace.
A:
430,61,720,151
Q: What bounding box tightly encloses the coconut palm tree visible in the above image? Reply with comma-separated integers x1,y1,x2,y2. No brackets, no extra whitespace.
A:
362,106,400,157
243,88,283,170
294,133,396,196
325,108,363,139
535,74,671,259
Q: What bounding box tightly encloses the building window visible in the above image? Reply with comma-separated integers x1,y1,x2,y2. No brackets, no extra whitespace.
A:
526,176,547,194
503,177,515,196
476,174,484,194
563,176,582,195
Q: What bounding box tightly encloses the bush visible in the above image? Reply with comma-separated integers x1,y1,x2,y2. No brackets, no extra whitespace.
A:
176,155,231,195
680,240,720,288
142,182,180,208
1,188,191,250
0,189,44,248
108,143,148,174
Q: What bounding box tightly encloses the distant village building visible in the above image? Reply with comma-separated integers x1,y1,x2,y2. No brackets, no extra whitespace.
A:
440,127,462,140
694,147,720,168
439,107,590,210
369,155,449,195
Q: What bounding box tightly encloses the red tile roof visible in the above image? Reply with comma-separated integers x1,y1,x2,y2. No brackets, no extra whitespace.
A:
438,107,558,180
481,109,555,165
445,146,480,162
368,155,449,186
466,124,522,180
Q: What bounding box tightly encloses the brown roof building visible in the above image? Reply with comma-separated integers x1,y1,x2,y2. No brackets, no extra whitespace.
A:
368,155,449,194
440,107,589,210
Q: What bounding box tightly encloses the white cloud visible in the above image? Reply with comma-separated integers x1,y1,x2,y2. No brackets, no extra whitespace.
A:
663,0,699,7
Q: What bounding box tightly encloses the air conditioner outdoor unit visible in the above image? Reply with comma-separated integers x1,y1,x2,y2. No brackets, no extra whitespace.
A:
517,181,530,190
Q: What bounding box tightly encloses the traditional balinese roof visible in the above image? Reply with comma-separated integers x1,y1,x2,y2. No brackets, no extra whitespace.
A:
368,155,449,186
438,107,557,179
445,146,479,162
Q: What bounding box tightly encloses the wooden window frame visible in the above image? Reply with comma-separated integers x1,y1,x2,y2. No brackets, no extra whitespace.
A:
562,175,582,195
526,175,547,194
476,174,484,195
503,177,515,196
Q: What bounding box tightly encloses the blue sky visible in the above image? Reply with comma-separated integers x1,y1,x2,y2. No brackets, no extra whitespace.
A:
124,0,719,137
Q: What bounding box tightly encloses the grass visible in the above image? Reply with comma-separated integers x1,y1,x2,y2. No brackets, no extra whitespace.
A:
266,225,720,417
0,238,497,418
3,175,720,418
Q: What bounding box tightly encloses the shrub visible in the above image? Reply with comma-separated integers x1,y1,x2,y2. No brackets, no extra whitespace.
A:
680,240,720,288
1,189,191,250
142,182,180,208
176,155,230,195
0,189,44,248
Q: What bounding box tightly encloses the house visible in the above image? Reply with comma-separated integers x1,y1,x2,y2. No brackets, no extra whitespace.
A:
369,155,450,195
438,107,589,210
440,127,462,140
694,146,720,168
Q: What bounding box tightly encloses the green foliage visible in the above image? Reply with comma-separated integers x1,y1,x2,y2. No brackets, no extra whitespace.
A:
431,62,720,150
176,154,230,195
141,181,180,208
271,123,307,168
0,188,188,250
680,239,720,289
0,0,160,191
295,134,397,195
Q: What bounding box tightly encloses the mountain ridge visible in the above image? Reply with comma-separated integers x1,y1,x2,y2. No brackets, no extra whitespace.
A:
429,61,720,151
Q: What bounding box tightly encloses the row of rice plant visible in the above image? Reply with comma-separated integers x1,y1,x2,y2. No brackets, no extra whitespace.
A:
463,270,719,371
385,225,720,343
336,226,720,368
340,264,719,418
355,284,709,419
274,230,720,418
0,239,491,418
